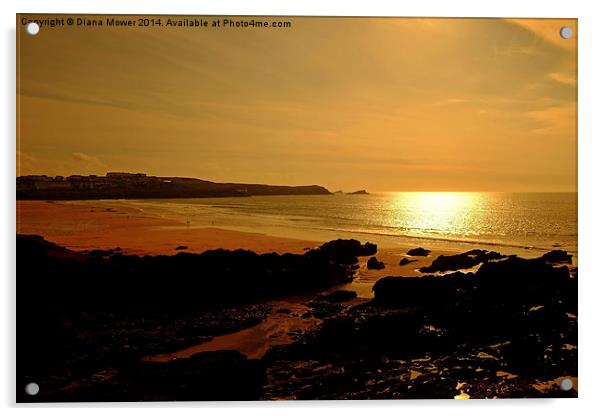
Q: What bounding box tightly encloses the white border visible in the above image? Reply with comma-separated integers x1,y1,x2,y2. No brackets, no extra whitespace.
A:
2,1,601,415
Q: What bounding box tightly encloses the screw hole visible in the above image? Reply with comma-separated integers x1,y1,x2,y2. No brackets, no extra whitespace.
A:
25,382,40,396
25,22,40,36
559,378,573,391
559,27,573,40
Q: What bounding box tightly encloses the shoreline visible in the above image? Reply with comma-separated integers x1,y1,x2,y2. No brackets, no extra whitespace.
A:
16,199,565,259
17,199,573,299
16,200,320,256
16,199,502,298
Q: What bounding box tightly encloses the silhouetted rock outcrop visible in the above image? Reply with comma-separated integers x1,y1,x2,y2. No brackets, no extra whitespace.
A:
311,239,377,265
419,249,505,273
264,253,577,399
406,247,431,256
130,351,266,401
367,257,385,270
43,350,266,402
475,256,573,305
323,290,357,303
17,235,376,314
399,258,417,266
372,272,473,306
540,250,573,264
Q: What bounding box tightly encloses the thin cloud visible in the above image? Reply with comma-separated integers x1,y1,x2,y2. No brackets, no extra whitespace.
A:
526,103,576,136
72,152,107,169
548,72,577,86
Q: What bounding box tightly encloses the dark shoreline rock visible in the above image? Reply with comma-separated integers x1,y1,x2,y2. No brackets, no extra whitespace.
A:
399,258,417,266
540,250,572,264
419,249,506,273
36,351,267,402
314,239,377,265
406,247,431,256
17,235,377,313
367,257,385,270
322,290,358,303
263,254,577,399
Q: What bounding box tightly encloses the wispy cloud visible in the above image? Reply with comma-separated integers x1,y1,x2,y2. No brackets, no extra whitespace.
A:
526,103,576,136
493,45,547,57
72,152,107,169
548,72,576,86
435,98,472,106
506,19,576,51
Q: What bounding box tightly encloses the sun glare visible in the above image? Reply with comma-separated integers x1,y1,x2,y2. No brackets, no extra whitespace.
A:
388,192,483,237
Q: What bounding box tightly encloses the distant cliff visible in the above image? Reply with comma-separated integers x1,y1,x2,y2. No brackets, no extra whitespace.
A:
16,172,332,200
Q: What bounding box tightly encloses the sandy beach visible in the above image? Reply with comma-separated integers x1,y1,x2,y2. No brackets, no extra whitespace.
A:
16,200,321,256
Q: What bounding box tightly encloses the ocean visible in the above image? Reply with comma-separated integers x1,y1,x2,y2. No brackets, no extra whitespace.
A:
99,192,577,256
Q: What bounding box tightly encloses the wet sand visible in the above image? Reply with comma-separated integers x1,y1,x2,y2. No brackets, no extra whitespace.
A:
144,299,321,362
17,200,320,255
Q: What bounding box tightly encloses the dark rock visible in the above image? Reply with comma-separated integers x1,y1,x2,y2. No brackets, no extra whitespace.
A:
17,235,383,401
367,257,385,270
372,272,473,306
399,258,417,266
262,251,577,400
276,308,291,314
406,247,431,256
18,233,578,400
87,248,116,257
419,249,505,273
475,256,572,304
175,245,188,251
306,301,348,319
133,350,266,401
306,291,359,319
348,190,369,195
323,290,357,303
53,350,268,401
309,239,377,265
540,250,572,264
17,235,373,314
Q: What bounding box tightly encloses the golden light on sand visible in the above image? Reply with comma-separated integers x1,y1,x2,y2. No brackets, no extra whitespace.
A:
388,192,483,236
454,390,471,400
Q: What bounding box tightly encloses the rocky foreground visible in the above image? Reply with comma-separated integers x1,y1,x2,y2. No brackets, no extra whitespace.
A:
265,254,577,399
17,235,577,401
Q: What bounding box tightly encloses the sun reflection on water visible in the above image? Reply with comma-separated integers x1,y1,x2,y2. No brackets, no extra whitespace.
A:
387,192,484,238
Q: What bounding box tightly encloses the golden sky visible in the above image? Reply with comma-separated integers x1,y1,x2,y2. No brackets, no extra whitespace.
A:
17,16,577,191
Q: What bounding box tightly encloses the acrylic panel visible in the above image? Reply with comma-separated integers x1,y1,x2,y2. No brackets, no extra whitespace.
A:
16,15,577,402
